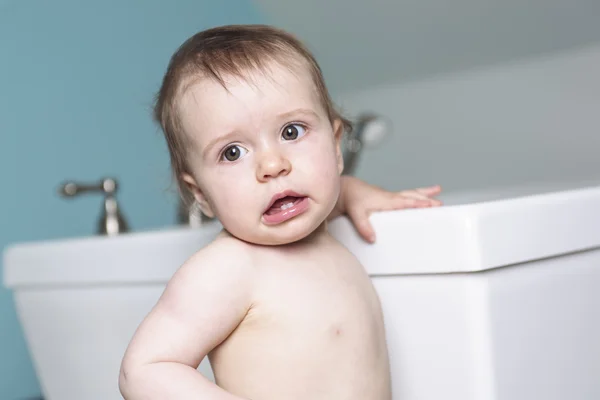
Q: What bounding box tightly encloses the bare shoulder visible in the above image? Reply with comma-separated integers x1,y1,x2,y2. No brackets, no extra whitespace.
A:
165,234,256,300
179,234,255,273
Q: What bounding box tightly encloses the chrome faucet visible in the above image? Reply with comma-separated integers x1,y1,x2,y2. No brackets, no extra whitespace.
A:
342,113,391,176
177,199,214,227
58,178,130,236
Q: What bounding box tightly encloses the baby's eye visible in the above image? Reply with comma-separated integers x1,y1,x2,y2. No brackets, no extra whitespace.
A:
281,124,307,141
221,145,248,162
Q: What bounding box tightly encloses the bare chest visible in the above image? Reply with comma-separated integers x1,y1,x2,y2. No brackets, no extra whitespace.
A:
208,245,391,400
248,249,383,337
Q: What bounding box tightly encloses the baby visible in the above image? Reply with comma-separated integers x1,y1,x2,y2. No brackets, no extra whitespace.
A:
119,25,441,400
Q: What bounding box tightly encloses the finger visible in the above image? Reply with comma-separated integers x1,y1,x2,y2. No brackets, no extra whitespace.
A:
400,188,440,200
398,190,430,200
366,194,427,211
347,208,376,243
415,185,442,196
402,188,443,200
393,196,432,208
397,191,437,202
393,192,442,208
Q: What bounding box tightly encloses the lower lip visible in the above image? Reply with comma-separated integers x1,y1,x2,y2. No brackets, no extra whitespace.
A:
262,197,310,225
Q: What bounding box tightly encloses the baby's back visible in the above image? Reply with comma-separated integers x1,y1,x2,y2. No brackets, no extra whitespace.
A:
209,234,391,400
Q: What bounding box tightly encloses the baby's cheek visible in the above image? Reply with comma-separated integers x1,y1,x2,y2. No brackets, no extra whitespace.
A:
309,161,341,204
215,180,252,211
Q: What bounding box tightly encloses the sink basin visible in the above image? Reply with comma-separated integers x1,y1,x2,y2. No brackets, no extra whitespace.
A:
4,181,600,400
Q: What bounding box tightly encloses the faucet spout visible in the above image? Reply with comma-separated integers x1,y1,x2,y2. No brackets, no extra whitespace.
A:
342,113,391,176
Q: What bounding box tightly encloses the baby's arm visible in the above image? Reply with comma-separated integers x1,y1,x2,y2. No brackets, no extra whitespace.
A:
119,239,254,400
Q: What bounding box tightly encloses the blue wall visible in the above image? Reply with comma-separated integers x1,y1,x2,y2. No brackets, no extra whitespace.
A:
0,0,264,398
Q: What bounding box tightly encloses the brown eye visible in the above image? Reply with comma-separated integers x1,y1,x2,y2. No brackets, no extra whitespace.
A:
222,145,247,162
282,124,306,141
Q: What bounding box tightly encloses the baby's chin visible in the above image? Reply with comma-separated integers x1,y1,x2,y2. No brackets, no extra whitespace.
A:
223,219,327,246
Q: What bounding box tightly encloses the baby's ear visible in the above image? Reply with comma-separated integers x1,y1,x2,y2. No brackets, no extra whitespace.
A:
333,119,345,175
181,173,215,218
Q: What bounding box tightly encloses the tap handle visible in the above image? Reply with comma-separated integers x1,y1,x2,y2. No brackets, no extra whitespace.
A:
59,178,118,197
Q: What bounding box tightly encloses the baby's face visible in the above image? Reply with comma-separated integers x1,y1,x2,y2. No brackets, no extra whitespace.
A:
178,62,343,245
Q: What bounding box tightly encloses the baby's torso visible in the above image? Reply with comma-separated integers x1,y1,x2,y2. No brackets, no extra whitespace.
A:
208,235,391,400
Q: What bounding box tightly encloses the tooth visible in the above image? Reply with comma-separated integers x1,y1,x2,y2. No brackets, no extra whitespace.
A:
280,202,294,210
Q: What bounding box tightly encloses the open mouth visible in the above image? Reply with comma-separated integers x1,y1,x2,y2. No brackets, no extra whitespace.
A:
265,196,304,215
263,192,310,225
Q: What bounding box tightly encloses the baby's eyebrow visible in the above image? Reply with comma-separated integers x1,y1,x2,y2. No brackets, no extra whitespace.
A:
276,108,320,122
202,130,239,159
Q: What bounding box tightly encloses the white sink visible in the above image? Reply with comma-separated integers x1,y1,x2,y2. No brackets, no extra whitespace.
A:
4,182,600,400
6,180,600,284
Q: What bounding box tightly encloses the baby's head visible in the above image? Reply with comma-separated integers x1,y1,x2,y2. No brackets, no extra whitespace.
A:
154,24,351,245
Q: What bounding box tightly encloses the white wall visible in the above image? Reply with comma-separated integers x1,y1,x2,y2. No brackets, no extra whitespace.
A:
255,0,600,94
337,43,600,193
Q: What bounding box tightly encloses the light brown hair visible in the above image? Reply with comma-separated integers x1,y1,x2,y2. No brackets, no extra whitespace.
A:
153,24,351,205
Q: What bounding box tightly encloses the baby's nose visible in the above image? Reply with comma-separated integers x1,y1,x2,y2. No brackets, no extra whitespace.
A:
256,151,292,182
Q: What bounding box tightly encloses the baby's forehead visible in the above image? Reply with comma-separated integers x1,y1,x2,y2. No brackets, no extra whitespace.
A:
176,64,325,137
179,63,322,114
187,59,315,94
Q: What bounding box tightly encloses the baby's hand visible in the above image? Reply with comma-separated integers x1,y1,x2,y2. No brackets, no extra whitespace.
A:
336,176,442,243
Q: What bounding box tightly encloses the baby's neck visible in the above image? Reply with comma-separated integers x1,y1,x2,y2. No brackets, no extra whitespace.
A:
291,220,330,246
